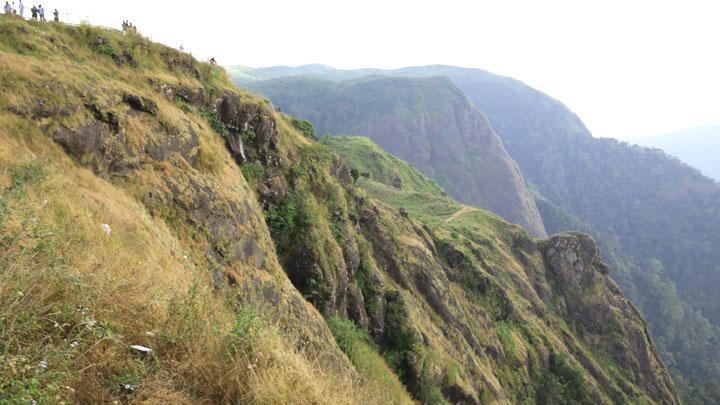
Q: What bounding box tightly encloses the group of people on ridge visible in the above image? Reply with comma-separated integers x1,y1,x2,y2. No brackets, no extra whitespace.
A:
121,20,137,33
3,1,59,22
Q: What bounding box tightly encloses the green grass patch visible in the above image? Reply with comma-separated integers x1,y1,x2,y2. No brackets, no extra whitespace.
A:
327,317,413,404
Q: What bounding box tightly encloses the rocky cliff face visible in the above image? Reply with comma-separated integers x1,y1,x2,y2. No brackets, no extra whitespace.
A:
245,75,547,237
0,19,387,404
234,64,720,403
1,20,676,404
237,116,679,403
541,234,677,403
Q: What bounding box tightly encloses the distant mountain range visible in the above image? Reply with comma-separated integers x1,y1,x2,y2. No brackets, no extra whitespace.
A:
634,125,720,181
230,64,720,403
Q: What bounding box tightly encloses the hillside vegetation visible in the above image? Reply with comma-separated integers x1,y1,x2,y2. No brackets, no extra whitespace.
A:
294,135,679,403
232,64,720,404
245,75,547,237
0,19,678,404
427,65,720,403
0,17,410,404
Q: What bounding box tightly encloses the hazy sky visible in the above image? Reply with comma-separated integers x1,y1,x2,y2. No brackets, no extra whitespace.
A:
46,0,719,140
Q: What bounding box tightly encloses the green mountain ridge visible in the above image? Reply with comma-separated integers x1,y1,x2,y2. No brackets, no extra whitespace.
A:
0,18,679,404
229,64,720,403
245,75,548,238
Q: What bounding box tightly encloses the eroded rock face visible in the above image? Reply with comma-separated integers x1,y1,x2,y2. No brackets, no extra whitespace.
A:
148,78,205,107
52,100,199,175
160,48,202,80
123,93,158,116
542,233,679,404
214,92,279,166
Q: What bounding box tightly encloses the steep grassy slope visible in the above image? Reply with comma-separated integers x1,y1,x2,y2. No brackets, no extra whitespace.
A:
0,17,412,404
244,76,547,238
241,130,679,404
409,65,720,403
232,64,720,403
0,19,681,404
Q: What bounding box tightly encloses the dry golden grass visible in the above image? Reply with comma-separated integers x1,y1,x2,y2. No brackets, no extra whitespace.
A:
0,120,404,404
0,17,413,405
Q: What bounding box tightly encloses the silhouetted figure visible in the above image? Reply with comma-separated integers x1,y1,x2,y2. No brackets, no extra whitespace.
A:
210,57,217,65
52,8,57,22
30,4,37,19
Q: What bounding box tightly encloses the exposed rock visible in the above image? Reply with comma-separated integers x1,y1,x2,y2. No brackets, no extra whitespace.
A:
112,51,137,67
542,233,679,404
148,78,205,106
144,123,199,165
160,48,202,80
85,102,123,132
346,282,369,329
123,93,158,116
174,85,205,106
53,122,137,174
328,155,353,186
214,91,279,166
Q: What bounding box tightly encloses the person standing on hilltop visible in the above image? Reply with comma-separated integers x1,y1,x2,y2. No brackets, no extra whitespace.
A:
30,4,36,19
18,0,22,17
37,4,44,21
3,2,12,15
52,8,57,22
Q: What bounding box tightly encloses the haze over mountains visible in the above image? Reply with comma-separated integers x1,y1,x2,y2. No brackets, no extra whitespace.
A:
233,64,720,403
634,125,720,181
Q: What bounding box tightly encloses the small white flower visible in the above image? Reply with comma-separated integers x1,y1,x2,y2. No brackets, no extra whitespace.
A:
38,360,48,369
70,341,79,348
101,224,112,235
145,331,155,337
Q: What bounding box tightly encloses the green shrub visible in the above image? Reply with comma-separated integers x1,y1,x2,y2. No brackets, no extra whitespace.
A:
291,118,317,140
240,162,266,185
536,351,594,404
231,307,262,343
327,317,374,357
382,290,417,367
263,193,308,253
200,108,229,137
